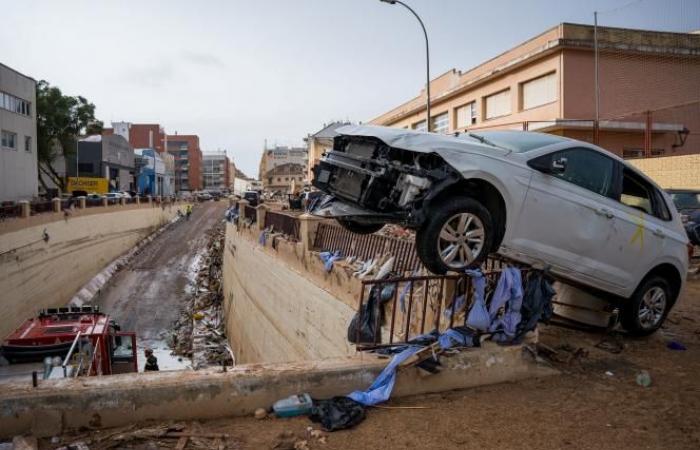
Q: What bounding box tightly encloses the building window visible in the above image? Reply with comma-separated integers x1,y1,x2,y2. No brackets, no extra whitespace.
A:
24,136,31,152
1,92,31,117
277,177,281,182
521,72,557,110
412,120,427,132
455,102,477,128
484,89,511,120
1,130,17,149
431,112,449,134
622,148,665,159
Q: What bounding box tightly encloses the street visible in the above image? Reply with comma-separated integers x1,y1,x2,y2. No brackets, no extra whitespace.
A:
93,201,226,370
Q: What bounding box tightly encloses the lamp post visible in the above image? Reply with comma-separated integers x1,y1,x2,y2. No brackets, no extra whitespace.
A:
379,0,431,131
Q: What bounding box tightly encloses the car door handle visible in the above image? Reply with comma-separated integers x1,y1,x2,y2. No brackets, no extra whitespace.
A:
595,208,614,219
653,228,666,238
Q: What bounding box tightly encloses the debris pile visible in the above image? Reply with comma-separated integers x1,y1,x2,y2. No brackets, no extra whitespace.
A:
171,222,234,369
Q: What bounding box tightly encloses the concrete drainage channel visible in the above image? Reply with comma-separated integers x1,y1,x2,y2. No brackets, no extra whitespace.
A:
0,212,558,438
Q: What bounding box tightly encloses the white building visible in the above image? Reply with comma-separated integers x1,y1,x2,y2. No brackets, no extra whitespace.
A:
0,63,37,202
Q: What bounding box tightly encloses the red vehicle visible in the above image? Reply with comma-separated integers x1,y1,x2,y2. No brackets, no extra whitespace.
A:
1,306,137,378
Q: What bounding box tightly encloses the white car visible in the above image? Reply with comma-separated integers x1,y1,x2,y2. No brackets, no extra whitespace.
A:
312,125,690,335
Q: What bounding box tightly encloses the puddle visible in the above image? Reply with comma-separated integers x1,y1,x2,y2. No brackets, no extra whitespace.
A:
137,339,192,372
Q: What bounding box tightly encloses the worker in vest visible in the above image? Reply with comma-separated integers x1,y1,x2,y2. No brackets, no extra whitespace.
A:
144,348,159,371
186,204,193,221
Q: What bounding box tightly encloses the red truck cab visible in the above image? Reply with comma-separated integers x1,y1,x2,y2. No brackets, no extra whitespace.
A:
1,306,137,377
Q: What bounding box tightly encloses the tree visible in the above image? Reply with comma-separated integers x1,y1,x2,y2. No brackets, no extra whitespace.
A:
36,80,103,192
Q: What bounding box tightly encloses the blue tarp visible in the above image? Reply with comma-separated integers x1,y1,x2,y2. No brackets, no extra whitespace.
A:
319,251,342,272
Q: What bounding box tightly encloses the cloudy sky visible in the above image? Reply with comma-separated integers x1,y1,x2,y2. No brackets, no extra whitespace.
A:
2,0,697,176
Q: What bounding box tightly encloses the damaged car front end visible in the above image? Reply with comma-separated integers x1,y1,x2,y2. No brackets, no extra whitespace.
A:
312,132,461,229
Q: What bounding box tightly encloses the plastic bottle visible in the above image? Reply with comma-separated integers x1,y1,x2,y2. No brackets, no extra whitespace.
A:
272,393,314,418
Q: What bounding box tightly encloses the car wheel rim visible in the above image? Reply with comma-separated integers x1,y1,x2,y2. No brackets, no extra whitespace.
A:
638,286,666,329
437,213,485,269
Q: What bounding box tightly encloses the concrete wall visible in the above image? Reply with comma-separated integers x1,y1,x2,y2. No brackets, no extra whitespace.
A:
0,344,555,438
223,222,356,364
628,153,700,190
0,204,181,339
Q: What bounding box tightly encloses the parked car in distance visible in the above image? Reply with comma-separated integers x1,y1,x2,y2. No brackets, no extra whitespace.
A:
243,191,261,207
667,189,700,246
312,125,690,335
197,191,213,201
119,191,132,199
86,193,103,200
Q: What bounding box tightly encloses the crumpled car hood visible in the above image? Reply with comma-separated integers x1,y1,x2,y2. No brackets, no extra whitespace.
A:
335,124,512,161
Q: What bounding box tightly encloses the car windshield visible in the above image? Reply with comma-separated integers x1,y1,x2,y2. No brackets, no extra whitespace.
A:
468,131,569,153
670,191,700,209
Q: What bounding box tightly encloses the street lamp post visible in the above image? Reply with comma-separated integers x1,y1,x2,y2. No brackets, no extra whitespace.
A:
380,0,431,131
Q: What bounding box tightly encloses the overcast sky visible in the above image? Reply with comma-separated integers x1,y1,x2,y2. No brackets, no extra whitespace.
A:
2,0,697,176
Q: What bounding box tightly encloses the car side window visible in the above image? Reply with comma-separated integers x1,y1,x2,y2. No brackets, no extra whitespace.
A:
619,167,671,220
529,148,615,198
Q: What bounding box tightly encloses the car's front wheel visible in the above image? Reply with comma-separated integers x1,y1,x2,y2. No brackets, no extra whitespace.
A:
336,218,384,235
416,197,494,274
621,276,672,336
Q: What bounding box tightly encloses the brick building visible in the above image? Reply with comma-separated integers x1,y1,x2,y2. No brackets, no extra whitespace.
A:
371,23,700,160
166,134,203,192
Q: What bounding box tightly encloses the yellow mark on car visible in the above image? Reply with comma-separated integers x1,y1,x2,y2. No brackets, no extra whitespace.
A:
630,211,645,250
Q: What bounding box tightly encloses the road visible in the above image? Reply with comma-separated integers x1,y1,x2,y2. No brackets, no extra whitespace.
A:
93,201,226,371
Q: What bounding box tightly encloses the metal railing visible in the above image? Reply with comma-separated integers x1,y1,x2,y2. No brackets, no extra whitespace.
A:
86,198,103,208
355,265,529,349
0,203,21,220
312,223,421,274
264,210,300,240
30,200,53,215
243,204,257,223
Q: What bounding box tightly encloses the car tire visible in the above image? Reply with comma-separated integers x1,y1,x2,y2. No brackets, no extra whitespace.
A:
336,218,384,235
621,276,672,336
416,197,494,274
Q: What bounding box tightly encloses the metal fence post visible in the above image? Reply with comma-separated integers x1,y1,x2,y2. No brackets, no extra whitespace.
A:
52,198,61,213
78,196,86,209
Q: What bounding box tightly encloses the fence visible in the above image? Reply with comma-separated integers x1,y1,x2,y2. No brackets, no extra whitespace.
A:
242,204,257,223
30,200,53,215
354,266,529,349
264,210,300,241
0,203,22,220
312,222,421,274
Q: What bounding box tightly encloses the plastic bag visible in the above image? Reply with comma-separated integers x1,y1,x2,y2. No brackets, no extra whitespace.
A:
309,397,366,432
347,287,380,343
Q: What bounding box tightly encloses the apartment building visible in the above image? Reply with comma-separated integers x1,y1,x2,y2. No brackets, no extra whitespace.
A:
262,163,305,193
166,134,202,192
258,145,308,181
202,151,231,191
0,63,37,202
105,122,167,153
371,23,700,159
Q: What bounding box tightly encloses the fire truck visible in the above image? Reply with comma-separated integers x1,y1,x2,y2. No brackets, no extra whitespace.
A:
1,306,137,379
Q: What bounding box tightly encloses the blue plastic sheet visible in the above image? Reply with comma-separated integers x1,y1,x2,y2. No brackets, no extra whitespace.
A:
258,230,267,246
347,346,420,406
489,268,523,342
465,270,489,331
319,250,342,272
438,328,476,349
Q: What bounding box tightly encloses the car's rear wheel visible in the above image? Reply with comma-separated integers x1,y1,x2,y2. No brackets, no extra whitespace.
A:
621,276,671,336
336,218,384,235
416,197,494,274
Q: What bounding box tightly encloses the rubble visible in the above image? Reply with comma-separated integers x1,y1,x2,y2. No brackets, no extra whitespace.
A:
171,222,234,369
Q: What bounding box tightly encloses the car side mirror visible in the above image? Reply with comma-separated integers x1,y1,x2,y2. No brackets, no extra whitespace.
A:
551,156,567,174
